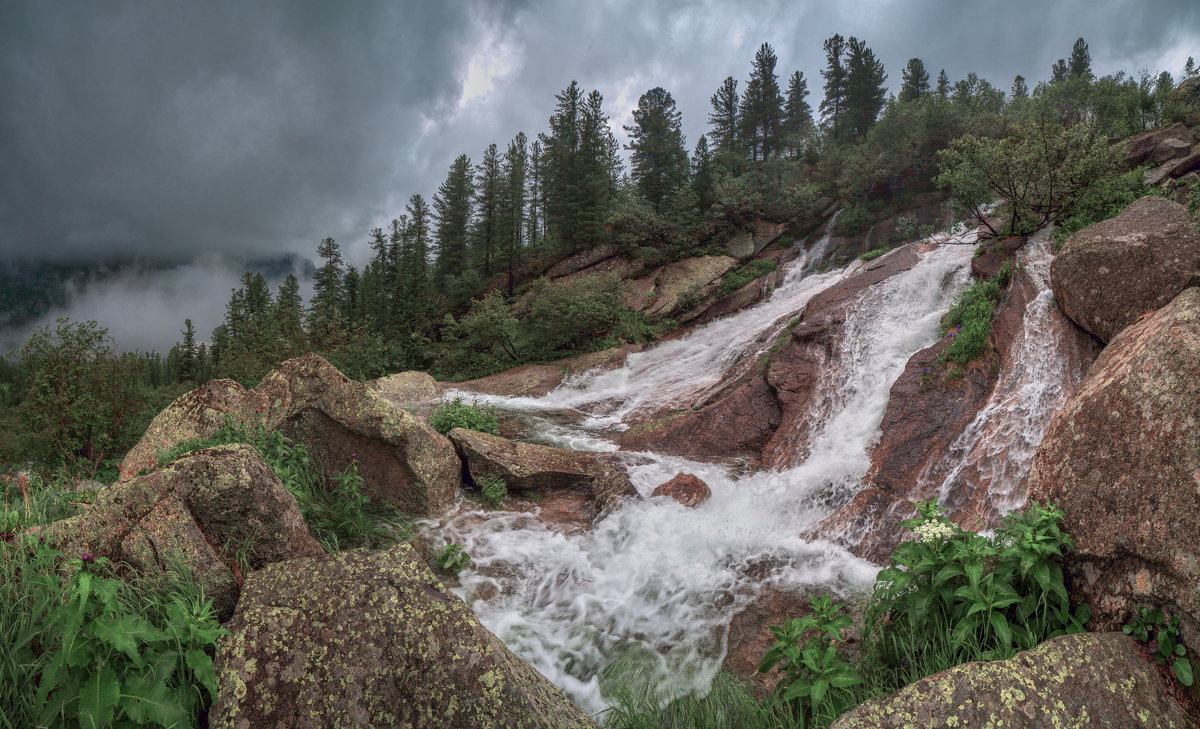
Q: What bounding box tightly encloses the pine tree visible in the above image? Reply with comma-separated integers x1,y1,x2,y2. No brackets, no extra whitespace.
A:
308,237,345,344
1011,75,1029,99
899,58,930,102
1068,37,1093,80
274,274,306,354
179,319,197,381
739,43,784,160
707,76,740,154
577,89,621,244
432,154,474,290
1051,59,1069,83
545,81,585,251
472,144,503,276
819,34,848,138
499,132,528,295
526,137,544,246
343,266,361,325
625,86,689,212
843,37,887,139
936,69,951,99
691,135,716,210
781,71,813,158
1185,57,1197,79
399,195,432,324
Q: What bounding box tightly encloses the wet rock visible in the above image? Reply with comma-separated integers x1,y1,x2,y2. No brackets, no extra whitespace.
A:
454,344,643,398
209,545,598,729
448,428,637,514
120,354,462,517
970,235,1025,280
1051,196,1200,342
1028,287,1200,651
644,255,739,318
39,445,322,619
546,243,620,279
650,472,712,508
831,633,1191,729
620,377,781,461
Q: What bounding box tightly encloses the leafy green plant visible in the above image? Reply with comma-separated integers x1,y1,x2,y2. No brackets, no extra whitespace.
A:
1123,605,1193,686
477,475,508,508
717,259,779,296
428,397,500,436
436,543,471,573
602,670,797,729
939,261,1013,365
758,595,864,725
863,501,1089,690
1,537,224,729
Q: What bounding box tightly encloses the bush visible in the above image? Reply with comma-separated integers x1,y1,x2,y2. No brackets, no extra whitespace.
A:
858,247,889,262
523,273,628,355
716,259,779,296
0,537,224,729
428,397,500,436
1052,168,1157,248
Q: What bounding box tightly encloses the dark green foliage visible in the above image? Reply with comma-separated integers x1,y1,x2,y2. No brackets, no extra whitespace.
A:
307,237,345,348
782,71,814,158
434,154,476,290
428,397,500,436
858,248,888,261
0,538,224,729
477,475,508,508
708,76,741,155
626,87,690,212
1124,606,1193,686
739,43,785,160
524,273,627,355
435,543,471,573
939,263,1012,365
899,58,930,103
717,259,779,296
843,37,888,140
1052,169,1157,248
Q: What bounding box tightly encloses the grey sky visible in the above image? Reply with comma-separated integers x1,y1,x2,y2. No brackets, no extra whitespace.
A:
1,0,1197,350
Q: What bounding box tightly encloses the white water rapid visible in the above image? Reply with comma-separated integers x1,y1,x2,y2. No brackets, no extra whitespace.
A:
429,230,993,716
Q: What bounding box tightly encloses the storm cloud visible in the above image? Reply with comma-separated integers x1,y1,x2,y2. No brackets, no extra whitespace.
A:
1,0,1198,349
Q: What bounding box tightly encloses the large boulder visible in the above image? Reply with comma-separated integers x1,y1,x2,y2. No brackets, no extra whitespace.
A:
368,370,441,408
1051,196,1200,342
448,428,637,514
1119,122,1197,168
209,545,598,729
455,344,642,398
120,354,462,516
643,255,738,318
1028,286,1200,649
831,633,1190,728
38,445,322,618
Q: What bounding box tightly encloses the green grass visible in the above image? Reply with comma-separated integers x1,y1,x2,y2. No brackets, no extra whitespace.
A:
858,247,889,261
939,262,1013,365
601,671,799,729
717,259,780,297
428,397,500,435
159,420,412,552
477,475,508,508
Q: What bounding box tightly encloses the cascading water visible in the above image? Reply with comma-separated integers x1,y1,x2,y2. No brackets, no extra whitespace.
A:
931,229,1085,518
431,235,980,716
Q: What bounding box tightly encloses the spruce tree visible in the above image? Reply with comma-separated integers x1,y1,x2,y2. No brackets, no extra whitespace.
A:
739,43,784,160
819,34,848,138
1051,59,1069,83
625,86,689,212
432,154,474,290
472,144,502,276
936,69,951,99
899,58,930,102
577,89,620,246
526,136,544,246
707,77,740,154
500,132,528,295
782,71,813,158
843,37,887,139
399,195,432,327
1068,37,1093,80
179,319,197,381
691,135,716,210
308,237,345,345
1186,57,1197,79
1011,75,1029,99
545,81,584,251
274,274,306,354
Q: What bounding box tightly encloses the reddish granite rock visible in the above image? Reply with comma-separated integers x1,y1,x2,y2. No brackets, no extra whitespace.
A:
970,236,1026,279
1028,287,1200,651
1051,196,1200,342
1119,122,1196,168
650,472,712,508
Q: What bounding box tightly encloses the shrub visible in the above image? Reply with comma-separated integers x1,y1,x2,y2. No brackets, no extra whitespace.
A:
1052,168,1157,249
428,397,500,436
436,543,471,572
477,475,507,508
523,273,628,355
858,247,889,262
0,537,224,729
716,259,779,296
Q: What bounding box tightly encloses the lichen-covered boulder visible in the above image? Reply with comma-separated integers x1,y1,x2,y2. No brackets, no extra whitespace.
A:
1028,286,1200,650
368,370,441,407
1050,196,1200,342
831,633,1191,729
120,354,462,516
38,445,322,618
650,472,711,507
209,545,598,729
644,255,738,318
448,428,636,514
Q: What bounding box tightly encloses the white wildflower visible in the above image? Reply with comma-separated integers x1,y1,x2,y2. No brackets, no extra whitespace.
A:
914,519,956,543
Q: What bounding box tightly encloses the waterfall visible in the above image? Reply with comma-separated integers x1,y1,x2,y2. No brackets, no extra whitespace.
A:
432,239,977,714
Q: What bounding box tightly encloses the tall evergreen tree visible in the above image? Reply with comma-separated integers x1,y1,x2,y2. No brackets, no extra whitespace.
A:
545,81,584,251
843,37,887,139
432,154,474,290
936,69,951,99
739,43,784,160
1068,37,1093,80
782,71,813,157
899,58,930,102
1186,57,1197,79
819,34,848,138
1011,75,1029,99
707,76,740,154
526,136,545,246
178,319,197,381
691,134,716,210
472,143,503,276
274,274,306,354
1051,59,1069,83
343,266,361,325
625,86,689,212
499,132,528,295
307,237,345,344
577,89,621,244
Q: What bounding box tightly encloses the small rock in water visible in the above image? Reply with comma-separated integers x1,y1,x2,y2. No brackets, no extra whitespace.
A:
651,472,711,508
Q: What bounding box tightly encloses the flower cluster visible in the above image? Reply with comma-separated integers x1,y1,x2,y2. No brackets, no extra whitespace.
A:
913,519,956,543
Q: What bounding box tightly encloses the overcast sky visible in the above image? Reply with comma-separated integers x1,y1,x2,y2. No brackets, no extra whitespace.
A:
1,0,1197,349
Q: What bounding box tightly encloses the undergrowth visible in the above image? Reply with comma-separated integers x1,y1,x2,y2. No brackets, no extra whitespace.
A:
717,259,779,296
939,260,1013,365
158,419,411,551
0,537,224,729
428,397,500,436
